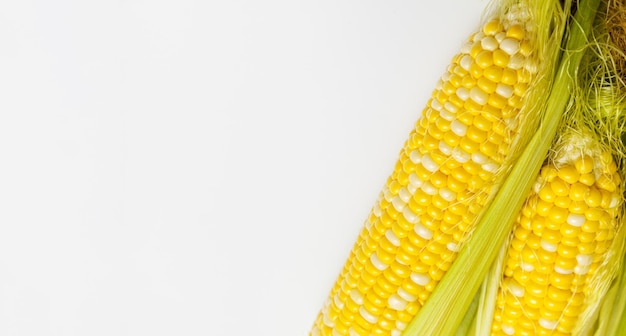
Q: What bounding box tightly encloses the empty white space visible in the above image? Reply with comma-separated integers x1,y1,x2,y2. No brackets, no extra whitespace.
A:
0,0,486,335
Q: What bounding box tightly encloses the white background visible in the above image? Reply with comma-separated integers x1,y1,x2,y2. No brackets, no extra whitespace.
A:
0,0,486,335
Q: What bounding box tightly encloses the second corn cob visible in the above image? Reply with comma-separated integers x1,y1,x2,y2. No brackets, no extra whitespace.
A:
491,129,623,335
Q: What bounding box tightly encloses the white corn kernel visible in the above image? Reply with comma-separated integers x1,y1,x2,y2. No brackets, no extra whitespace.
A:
373,202,382,217
567,213,586,227
392,196,406,212
495,32,506,43
500,38,520,55
574,264,590,275
359,306,378,324
403,207,419,224
409,173,423,190
421,181,438,196
414,223,433,240
371,253,389,271
439,188,456,202
555,266,574,275
501,324,515,335
444,102,459,113
350,289,364,305
451,120,468,137
472,152,488,164
452,147,471,163
410,150,421,164
397,287,417,302
508,53,525,70
520,262,534,272
506,279,525,297
481,36,499,51
382,185,393,202
456,87,470,101
577,254,594,266
431,99,442,111
386,229,401,247
323,312,335,327
439,109,455,122
496,84,514,98
473,31,485,42
388,294,408,310
540,239,557,252
333,293,344,309
399,187,411,203
460,55,473,71
435,79,443,91
439,141,453,155
410,272,431,286
539,318,558,330
469,87,488,105
421,154,440,173
482,162,499,173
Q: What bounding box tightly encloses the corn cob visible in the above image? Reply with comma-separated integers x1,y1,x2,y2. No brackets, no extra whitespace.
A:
490,129,623,335
310,2,559,335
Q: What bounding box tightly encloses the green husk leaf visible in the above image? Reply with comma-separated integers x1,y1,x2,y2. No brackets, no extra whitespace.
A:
453,291,479,336
472,236,508,336
602,249,626,335
596,226,626,336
